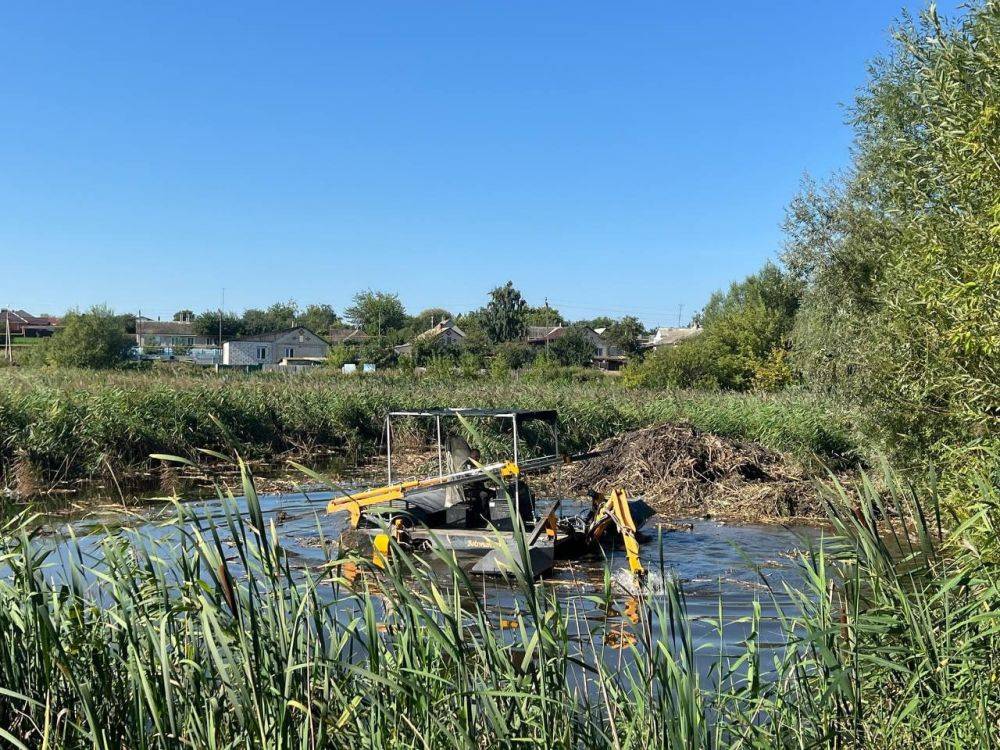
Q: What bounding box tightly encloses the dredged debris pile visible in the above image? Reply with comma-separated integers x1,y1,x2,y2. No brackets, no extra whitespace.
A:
564,422,823,520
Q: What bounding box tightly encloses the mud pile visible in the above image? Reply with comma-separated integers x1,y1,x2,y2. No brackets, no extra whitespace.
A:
564,423,825,521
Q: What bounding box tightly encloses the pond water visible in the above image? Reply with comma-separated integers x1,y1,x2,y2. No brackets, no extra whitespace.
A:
21,485,825,673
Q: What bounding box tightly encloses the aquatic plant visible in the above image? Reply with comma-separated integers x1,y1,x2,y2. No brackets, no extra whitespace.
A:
0,369,863,492
0,464,995,748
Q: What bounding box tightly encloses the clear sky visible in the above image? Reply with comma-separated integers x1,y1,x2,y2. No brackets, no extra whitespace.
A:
2,1,957,326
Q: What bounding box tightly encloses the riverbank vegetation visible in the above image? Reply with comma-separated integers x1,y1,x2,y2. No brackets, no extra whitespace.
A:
625,3,1000,506
8,7,995,518
0,369,862,496
0,463,995,748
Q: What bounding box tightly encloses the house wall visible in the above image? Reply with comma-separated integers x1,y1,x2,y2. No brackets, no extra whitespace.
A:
271,329,329,360
224,341,268,365
138,333,214,348
439,328,464,346
580,329,607,358
223,328,329,365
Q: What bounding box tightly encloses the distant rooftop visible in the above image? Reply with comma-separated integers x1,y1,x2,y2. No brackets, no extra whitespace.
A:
327,328,370,344
136,320,197,336
230,326,325,343
645,326,702,347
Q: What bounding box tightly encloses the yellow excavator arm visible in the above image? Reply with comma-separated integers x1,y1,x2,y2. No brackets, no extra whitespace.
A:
588,489,645,578
326,461,521,526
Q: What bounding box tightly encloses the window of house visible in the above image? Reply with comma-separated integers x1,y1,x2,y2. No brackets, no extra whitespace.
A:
284,347,294,358
257,346,267,360
298,333,304,342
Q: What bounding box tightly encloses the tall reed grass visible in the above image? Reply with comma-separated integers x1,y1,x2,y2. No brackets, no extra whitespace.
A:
0,369,863,488
0,463,995,748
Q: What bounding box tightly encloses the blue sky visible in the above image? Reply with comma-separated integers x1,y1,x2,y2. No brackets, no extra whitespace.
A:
1,1,957,326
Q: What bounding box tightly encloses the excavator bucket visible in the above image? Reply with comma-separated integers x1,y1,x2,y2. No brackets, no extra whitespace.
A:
587,489,647,579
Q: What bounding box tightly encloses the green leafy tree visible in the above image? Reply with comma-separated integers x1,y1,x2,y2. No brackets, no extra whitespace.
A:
523,304,565,327
575,316,616,330
549,325,597,367
242,301,299,335
193,311,243,341
356,339,397,369
326,345,355,370
605,316,646,356
410,338,461,367
783,2,1000,491
781,176,883,399
410,308,453,334
480,281,527,344
345,291,407,337
492,340,536,371
622,336,725,390
460,328,492,360
40,306,131,369
296,304,340,336
623,264,800,391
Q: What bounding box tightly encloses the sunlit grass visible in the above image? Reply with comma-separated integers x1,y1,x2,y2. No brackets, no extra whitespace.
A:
0,369,864,487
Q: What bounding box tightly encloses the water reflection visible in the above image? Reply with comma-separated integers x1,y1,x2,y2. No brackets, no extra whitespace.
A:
18,487,823,678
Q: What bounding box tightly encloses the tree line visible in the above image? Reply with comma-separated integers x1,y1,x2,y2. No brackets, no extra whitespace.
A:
626,1,999,495
15,285,649,371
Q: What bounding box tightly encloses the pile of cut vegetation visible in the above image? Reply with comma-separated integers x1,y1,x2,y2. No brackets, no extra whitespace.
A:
565,422,826,521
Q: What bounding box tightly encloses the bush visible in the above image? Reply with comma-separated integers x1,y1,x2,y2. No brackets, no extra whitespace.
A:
492,341,536,371
623,337,724,390
548,325,597,367
36,307,132,369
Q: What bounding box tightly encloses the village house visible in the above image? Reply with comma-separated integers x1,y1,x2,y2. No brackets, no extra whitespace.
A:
395,318,466,357
135,320,216,350
222,326,329,366
591,327,628,371
1,309,59,337
641,326,702,350
526,325,625,369
327,328,371,346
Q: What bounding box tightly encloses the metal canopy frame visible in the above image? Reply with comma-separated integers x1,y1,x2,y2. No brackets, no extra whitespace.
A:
384,408,561,511
387,408,557,423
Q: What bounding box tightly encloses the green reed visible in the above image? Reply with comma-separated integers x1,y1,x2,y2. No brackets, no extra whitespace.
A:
0,459,996,748
0,369,862,488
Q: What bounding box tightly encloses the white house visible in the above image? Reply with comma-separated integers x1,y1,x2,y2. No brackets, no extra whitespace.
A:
136,321,215,350
642,326,702,350
223,326,329,366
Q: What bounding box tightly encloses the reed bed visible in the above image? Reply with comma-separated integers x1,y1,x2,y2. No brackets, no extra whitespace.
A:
0,369,863,491
0,463,996,748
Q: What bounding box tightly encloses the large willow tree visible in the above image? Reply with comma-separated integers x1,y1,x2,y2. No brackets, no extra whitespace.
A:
786,2,1000,491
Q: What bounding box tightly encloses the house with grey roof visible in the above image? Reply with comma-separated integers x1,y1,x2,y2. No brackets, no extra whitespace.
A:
327,328,371,346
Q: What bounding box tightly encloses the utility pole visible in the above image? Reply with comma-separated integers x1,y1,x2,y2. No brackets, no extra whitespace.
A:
677,304,684,328
218,288,225,365
5,308,11,363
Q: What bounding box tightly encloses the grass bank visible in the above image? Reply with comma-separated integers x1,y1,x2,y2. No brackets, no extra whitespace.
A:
0,465,995,748
0,369,864,493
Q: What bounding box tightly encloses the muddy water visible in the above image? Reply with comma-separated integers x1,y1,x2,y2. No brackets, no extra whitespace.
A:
23,486,824,675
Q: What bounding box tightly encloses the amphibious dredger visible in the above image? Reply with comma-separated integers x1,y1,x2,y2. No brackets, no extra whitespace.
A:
326,408,653,579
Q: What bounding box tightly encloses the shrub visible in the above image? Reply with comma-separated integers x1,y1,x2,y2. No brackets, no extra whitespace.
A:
37,306,132,369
